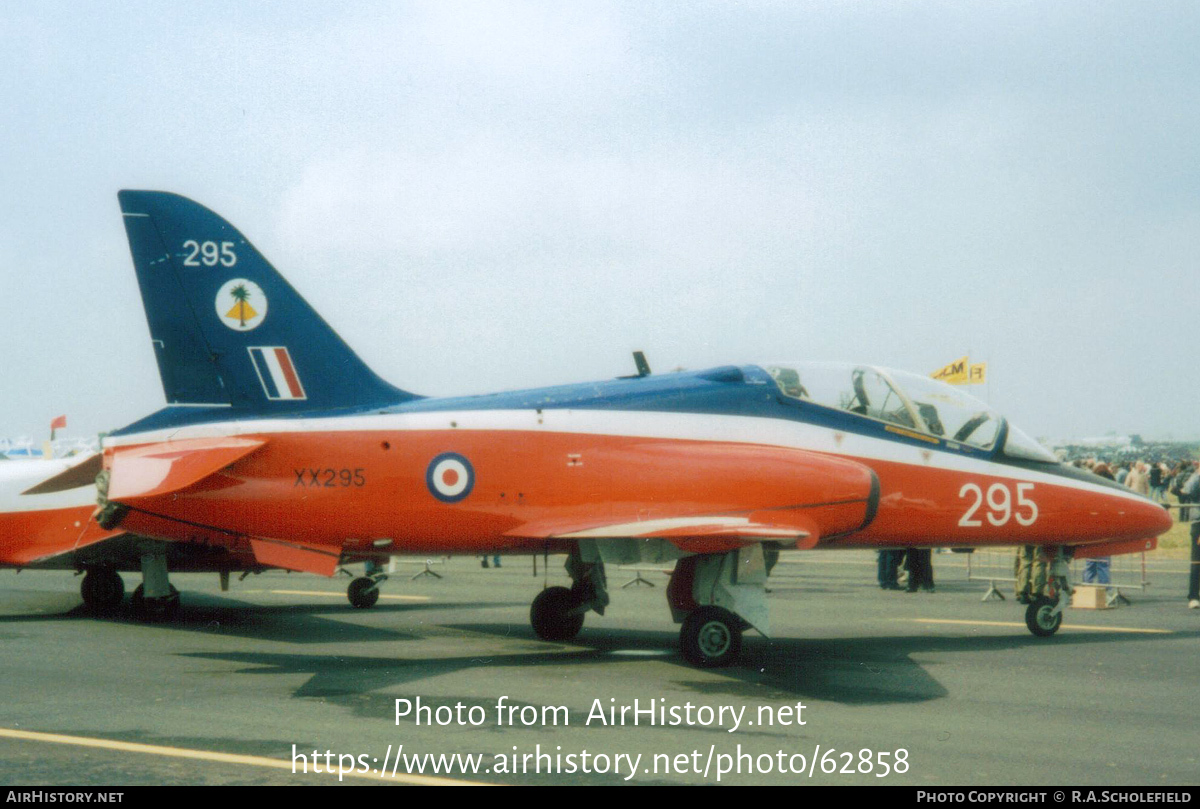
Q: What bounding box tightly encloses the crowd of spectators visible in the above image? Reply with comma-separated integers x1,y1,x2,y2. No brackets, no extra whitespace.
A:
1065,456,1198,504
1064,453,1199,608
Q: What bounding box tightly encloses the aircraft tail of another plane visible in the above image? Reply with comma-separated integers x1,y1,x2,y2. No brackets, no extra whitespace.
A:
117,190,418,415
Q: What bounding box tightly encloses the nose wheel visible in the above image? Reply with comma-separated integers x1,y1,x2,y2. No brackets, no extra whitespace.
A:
1025,571,1071,637
680,606,743,668
1025,596,1063,636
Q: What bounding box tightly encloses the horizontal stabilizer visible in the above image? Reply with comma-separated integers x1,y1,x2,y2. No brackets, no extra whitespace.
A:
20,454,103,496
107,437,266,502
249,538,340,576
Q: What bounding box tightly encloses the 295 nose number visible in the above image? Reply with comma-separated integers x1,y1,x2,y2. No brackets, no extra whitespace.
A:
958,482,1037,527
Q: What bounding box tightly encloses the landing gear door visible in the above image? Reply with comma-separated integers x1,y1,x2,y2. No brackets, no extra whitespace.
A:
733,543,768,585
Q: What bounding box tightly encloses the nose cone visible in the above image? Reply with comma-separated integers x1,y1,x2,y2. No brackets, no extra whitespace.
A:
1067,484,1175,545
1120,486,1174,537
1115,490,1174,538
1143,499,1174,537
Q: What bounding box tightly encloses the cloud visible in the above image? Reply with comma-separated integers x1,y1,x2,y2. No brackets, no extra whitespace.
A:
3,2,1199,439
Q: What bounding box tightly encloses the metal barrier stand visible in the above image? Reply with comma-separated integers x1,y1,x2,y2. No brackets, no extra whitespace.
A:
965,548,1151,608
966,550,1014,602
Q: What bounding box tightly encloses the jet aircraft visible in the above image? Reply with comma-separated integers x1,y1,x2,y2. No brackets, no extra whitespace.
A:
67,190,1171,666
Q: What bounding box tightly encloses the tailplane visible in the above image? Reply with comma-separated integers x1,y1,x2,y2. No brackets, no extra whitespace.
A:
117,190,418,414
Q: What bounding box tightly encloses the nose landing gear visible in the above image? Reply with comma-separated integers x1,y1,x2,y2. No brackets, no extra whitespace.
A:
1025,596,1063,636
1024,550,1071,637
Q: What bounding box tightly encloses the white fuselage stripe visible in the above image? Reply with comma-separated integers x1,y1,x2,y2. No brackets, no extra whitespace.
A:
105,409,1150,505
563,516,752,538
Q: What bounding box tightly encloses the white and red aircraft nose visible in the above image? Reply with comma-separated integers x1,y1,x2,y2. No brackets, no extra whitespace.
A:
1058,483,1174,545
1133,495,1174,537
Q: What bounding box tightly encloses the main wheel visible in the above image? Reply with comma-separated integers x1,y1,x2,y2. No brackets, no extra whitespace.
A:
131,584,181,620
1025,596,1062,637
348,577,381,609
530,586,584,641
680,606,743,668
80,568,124,612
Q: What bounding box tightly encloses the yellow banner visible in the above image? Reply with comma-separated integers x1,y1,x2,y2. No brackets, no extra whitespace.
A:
969,362,987,384
931,356,969,385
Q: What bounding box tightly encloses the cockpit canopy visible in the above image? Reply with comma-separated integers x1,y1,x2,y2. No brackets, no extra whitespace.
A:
762,362,1056,462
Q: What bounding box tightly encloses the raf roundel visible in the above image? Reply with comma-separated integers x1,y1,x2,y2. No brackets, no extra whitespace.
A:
215,278,268,331
426,453,475,503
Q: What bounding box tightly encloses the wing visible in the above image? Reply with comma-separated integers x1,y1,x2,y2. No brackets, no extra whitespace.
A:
507,501,874,555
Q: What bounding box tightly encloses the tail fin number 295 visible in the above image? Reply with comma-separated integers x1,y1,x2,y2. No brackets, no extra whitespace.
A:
183,240,238,267
958,482,1037,528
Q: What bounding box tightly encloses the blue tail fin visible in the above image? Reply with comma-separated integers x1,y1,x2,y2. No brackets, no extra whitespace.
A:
118,190,418,414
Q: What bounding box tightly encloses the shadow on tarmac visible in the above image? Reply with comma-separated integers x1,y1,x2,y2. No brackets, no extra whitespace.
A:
5,580,1195,707
0,595,518,645
176,617,1193,709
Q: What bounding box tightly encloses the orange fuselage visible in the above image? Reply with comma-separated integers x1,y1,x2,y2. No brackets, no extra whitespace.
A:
102,411,1172,562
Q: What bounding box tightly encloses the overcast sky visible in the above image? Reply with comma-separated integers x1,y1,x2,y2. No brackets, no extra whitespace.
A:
2,1,1197,443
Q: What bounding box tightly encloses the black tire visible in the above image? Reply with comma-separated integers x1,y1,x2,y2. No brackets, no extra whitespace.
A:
1025,596,1062,637
131,584,181,620
347,577,381,609
530,586,584,641
80,569,124,612
680,606,743,668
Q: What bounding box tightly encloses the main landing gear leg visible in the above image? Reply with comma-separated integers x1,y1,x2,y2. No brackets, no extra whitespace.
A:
669,545,770,668
1025,548,1071,637
131,542,180,620
530,543,609,642
80,567,124,612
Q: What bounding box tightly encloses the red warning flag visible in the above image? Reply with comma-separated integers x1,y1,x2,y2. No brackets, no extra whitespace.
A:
50,415,67,431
